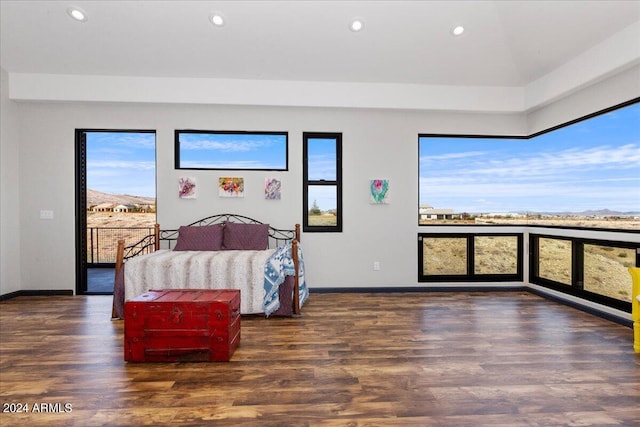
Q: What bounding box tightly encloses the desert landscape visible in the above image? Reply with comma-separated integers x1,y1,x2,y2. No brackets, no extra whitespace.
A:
474,216,640,230
86,190,157,262
87,211,156,228
421,217,640,230
423,235,635,303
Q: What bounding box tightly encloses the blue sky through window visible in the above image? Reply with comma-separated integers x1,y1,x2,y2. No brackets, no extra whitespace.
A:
307,137,338,211
177,132,287,170
87,132,156,197
420,103,640,214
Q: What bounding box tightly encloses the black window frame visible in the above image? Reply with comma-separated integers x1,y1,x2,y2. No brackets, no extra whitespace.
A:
418,232,524,282
175,130,289,171
529,233,639,312
303,132,343,233
75,128,157,296
417,98,640,231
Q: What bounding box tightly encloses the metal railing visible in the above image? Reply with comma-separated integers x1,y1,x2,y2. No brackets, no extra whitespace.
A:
87,227,154,264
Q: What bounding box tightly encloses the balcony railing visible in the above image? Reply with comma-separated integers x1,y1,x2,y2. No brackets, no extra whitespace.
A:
87,227,155,265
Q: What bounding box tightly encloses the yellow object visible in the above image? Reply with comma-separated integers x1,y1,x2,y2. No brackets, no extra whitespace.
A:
630,267,640,353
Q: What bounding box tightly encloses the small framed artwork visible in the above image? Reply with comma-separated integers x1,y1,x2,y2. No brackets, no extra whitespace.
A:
178,177,197,199
370,179,390,204
265,178,282,200
219,177,244,198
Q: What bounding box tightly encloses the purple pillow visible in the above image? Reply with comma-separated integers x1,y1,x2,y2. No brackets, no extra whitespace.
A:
173,224,224,251
223,222,269,250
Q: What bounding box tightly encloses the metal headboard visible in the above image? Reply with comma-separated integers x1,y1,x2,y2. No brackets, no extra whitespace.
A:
158,213,298,250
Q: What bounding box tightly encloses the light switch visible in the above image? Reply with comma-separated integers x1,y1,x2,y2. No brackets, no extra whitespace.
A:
39,210,54,220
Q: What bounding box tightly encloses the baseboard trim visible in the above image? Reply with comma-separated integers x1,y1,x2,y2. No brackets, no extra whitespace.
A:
0,289,74,301
526,287,632,328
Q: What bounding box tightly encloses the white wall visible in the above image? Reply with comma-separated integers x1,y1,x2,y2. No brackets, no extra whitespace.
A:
0,68,21,295
4,64,638,295
526,63,640,134
13,101,524,293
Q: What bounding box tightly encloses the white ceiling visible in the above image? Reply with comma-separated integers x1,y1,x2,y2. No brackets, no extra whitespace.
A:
2,0,639,110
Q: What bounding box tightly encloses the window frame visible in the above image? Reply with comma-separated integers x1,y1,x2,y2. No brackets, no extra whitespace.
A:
417,98,640,231
175,130,289,171
529,233,639,312
418,232,524,282
303,132,343,233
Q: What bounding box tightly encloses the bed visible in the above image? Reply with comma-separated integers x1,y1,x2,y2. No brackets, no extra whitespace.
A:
111,214,308,319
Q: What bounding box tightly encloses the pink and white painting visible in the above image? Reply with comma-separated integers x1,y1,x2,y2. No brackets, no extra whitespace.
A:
370,179,390,204
178,177,197,199
265,178,282,200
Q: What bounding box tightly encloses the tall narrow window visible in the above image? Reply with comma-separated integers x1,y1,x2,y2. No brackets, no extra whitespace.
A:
75,129,156,295
303,132,342,232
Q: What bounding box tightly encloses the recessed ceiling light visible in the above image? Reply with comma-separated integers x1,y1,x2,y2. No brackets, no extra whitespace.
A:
210,13,225,27
452,25,465,36
350,19,364,32
67,6,88,22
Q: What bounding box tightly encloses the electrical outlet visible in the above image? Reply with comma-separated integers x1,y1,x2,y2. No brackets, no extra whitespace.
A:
373,261,380,271
39,210,54,220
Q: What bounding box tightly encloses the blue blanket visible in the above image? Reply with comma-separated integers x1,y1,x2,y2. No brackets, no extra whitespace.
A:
263,241,308,316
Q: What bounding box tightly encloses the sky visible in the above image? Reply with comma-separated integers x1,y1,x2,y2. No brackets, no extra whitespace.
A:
178,132,287,170
420,102,640,214
87,132,156,198
307,137,338,211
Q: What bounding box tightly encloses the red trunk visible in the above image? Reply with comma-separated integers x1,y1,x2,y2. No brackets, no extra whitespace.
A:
124,289,241,362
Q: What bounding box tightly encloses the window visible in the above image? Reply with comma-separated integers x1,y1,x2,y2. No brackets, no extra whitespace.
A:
530,234,639,311
535,236,572,286
175,130,288,170
75,129,156,295
303,132,342,232
418,100,640,230
418,233,523,282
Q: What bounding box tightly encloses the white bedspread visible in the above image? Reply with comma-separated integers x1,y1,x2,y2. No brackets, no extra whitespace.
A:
124,249,276,314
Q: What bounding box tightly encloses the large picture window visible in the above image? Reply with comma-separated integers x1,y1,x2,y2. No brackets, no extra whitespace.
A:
419,100,640,230
175,130,288,170
303,132,342,232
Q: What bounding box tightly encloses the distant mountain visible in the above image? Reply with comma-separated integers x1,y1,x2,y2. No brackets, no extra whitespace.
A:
576,209,640,217
87,189,155,206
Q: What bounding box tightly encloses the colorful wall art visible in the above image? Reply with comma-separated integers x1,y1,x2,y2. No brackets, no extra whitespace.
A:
178,177,197,199
265,178,282,200
218,177,244,198
370,179,390,204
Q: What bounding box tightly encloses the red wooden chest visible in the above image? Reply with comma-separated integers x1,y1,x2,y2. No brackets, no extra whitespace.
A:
124,289,241,362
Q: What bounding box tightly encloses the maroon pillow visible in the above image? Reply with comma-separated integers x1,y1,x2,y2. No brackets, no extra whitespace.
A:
173,224,224,251
223,222,269,250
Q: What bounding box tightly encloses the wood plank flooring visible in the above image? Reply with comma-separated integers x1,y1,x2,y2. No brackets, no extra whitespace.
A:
1,291,639,426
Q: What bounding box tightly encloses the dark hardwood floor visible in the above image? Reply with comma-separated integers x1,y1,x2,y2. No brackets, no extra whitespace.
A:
1,291,638,426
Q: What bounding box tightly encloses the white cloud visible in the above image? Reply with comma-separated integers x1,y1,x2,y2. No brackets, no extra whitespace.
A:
179,135,283,152
180,160,278,169
420,151,488,162
87,160,156,170
420,143,640,212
